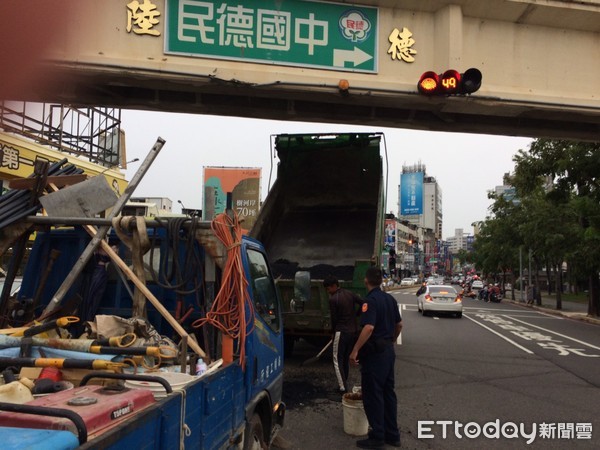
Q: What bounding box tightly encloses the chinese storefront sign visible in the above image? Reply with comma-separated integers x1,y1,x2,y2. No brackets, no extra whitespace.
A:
1,137,128,196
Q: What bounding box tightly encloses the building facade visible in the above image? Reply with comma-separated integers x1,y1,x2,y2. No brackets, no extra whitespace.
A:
397,163,443,240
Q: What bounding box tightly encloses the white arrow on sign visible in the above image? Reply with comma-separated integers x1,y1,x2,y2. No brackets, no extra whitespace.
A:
333,47,373,67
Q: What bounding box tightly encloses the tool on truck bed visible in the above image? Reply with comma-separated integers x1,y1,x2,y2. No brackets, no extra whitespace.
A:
0,135,287,449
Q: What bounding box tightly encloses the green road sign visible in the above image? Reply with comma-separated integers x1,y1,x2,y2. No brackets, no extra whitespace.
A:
165,0,378,73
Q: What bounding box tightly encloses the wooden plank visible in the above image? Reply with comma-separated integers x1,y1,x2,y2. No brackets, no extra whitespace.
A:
8,174,88,190
77,222,207,359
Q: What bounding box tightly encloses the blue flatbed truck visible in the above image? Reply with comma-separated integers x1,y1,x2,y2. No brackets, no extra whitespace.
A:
0,216,286,449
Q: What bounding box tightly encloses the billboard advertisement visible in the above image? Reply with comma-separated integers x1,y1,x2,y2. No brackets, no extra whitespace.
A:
203,167,261,231
400,172,423,215
1,133,128,196
384,218,396,251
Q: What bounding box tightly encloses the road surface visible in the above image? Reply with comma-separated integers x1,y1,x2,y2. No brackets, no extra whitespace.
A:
275,289,600,449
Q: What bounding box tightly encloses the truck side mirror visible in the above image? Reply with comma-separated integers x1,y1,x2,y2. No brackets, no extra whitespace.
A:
290,271,310,312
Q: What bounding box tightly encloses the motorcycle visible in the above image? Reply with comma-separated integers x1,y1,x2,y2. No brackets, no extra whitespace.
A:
489,290,502,303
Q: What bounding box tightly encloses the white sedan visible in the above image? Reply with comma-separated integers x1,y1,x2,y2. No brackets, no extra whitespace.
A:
400,277,415,286
417,284,462,318
471,280,484,290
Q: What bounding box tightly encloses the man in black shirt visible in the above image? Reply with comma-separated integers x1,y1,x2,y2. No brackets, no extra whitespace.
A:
324,275,362,394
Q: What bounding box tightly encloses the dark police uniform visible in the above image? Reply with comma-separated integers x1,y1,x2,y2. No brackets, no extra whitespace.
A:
359,286,401,445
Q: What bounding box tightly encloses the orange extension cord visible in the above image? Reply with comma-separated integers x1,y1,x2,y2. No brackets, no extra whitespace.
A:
192,211,255,369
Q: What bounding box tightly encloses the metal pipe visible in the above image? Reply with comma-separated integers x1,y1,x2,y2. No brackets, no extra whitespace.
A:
40,137,166,318
24,215,213,229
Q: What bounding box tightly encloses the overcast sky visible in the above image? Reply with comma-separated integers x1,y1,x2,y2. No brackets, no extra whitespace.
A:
120,109,533,238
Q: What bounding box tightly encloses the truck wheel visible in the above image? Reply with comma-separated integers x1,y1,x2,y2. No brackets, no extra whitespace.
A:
244,413,266,450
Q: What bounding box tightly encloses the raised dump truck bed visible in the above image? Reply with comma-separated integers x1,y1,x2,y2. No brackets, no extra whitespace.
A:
251,133,385,351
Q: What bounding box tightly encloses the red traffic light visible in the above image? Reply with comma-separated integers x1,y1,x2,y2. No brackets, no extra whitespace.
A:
417,68,482,96
418,71,440,95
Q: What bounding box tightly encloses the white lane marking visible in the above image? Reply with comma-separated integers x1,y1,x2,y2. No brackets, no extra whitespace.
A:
466,307,540,313
504,315,600,350
397,304,402,345
464,314,534,354
501,313,561,319
402,304,407,310
464,306,564,318
466,308,562,318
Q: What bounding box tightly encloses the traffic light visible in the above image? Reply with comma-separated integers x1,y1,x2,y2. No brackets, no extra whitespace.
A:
417,68,482,96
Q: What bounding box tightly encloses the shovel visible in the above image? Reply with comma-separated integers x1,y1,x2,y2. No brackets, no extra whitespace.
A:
301,339,332,366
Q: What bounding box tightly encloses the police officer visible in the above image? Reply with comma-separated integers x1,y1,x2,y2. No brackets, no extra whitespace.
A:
350,267,402,449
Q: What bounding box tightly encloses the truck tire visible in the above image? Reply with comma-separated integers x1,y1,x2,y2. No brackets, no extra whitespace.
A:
244,413,266,450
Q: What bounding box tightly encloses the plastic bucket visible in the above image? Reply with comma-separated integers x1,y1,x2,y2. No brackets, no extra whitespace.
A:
124,372,196,399
342,393,369,436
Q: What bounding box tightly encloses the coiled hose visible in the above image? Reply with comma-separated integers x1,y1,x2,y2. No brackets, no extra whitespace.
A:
192,211,254,369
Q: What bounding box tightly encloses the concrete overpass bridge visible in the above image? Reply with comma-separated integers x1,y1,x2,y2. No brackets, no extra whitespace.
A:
1,0,599,141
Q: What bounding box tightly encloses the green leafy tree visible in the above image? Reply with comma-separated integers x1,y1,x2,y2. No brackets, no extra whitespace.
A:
472,195,523,298
456,249,471,266
514,189,577,308
512,139,600,316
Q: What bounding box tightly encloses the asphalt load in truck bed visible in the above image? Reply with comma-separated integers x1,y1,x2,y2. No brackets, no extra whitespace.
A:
271,260,355,281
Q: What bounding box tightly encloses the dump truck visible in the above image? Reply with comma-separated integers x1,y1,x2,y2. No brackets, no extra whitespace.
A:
250,133,386,355
0,211,287,449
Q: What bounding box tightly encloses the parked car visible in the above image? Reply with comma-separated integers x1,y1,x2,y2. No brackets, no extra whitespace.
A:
400,277,415,286
417,284,462,318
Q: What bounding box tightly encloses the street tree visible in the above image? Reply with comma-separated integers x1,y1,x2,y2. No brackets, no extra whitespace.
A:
512,139,600,316
473,194,523,299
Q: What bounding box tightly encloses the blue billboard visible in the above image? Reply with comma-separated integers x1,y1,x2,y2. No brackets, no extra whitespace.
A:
400,172,423,215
